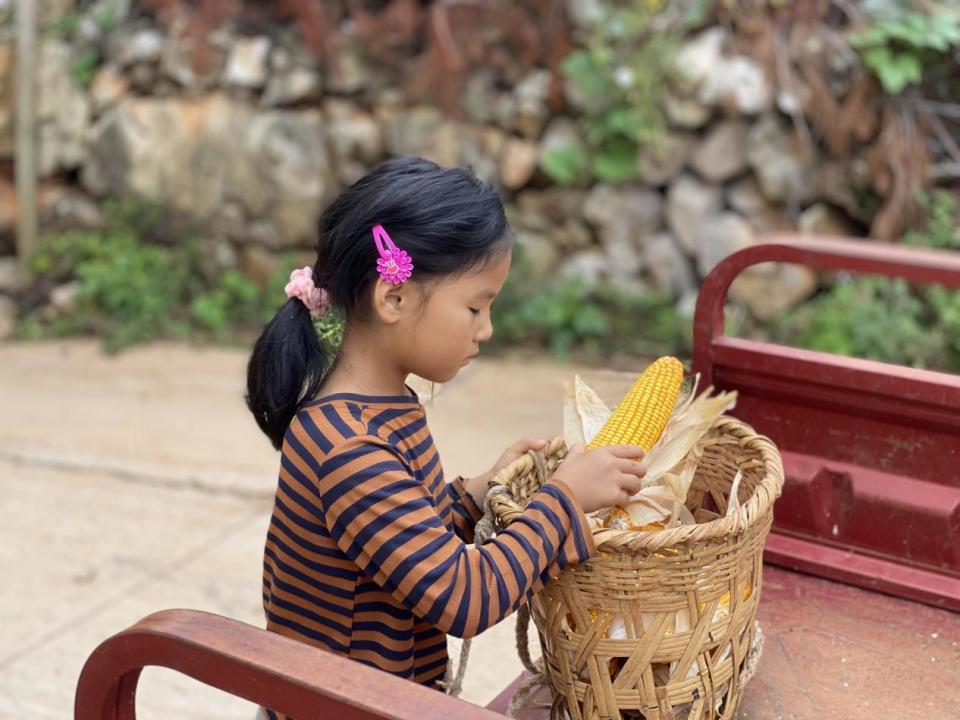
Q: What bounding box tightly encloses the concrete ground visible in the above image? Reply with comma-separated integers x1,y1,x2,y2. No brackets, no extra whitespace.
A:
0,339,641,719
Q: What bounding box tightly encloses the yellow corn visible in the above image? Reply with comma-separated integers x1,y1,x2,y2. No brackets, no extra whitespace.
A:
601,507,665,532
588,356,684,450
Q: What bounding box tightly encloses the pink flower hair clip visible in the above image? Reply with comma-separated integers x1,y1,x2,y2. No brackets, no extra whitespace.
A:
373,224,414,285
284,266,331,317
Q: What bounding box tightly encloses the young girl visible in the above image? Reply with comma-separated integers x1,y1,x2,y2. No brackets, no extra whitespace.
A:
246,156,646,717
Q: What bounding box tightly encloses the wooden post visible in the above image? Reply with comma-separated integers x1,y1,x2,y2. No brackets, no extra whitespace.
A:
15,0,38,274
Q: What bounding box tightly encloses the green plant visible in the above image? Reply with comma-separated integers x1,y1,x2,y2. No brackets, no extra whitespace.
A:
774,276,944,368
313,308,345,351
540,146,590,186
71,47,100,87
22,224,192,352
52,12,82,40
902,190,960,250
190,270,264,338
93,4,119,33
850,9,960,94
490,248,688,359
76,233,192,350
18,201,301,353
542,0,677,185
769,190,960,371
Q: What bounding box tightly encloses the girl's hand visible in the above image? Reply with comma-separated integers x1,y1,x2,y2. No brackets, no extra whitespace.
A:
465,437,549,509
492,437,549,475
553,444,647,514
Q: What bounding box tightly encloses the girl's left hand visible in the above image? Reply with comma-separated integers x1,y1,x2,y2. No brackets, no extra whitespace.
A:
465,437,548,509
491,437,549,476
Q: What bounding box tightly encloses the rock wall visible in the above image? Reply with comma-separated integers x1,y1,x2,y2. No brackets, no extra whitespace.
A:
0,1,880,334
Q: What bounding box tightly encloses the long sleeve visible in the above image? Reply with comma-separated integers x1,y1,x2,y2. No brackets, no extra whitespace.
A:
315,435,595,639
442,476,485,543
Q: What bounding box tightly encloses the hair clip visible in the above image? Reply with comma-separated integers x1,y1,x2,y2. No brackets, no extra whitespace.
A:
373,224,414,285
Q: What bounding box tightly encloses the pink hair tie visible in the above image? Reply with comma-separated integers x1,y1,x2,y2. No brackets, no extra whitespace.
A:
284,266,331,317
373,224,414,285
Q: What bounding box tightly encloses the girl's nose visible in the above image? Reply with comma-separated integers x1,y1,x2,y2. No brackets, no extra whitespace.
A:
476,314,494,343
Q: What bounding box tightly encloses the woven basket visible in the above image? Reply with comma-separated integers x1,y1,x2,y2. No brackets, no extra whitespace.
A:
488,416,784,720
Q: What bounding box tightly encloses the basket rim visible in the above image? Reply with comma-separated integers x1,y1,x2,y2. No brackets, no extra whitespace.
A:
487,416,784,553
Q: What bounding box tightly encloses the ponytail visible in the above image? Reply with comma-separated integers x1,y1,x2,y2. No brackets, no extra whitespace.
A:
246,298,330,450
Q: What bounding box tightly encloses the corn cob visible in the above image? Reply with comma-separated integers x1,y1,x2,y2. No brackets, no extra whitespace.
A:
588,356,684,450
601,506,665,532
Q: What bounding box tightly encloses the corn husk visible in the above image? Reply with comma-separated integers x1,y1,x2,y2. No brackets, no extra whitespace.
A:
570,374,735,532
638,375,737,487
562,375,612,447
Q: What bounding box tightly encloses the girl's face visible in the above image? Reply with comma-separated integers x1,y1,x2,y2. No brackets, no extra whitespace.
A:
405,248,512,383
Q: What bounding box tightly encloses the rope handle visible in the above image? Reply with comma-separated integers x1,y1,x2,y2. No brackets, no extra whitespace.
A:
442,441,556,698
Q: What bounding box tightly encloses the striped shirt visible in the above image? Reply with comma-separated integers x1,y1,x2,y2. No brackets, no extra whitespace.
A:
261,389,595,718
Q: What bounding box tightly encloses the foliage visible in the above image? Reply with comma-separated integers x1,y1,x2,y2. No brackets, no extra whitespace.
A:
52,12,82,40
51,4,120,87
901,190,960,250
542,0,678,185
773,276,945,368
851,8,960,94
17,201,297,353
190,270,266,339
70,47,101,87
489,248,689,360
540,146,590,186
770,191,960,371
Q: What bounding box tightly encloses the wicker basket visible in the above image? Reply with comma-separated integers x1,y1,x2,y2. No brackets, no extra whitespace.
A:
488,416,784,720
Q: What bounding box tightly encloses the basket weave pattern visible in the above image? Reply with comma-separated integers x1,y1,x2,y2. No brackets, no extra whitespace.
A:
489,417,784,720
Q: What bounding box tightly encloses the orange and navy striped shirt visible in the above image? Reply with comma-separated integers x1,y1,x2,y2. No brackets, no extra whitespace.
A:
261,389,595,715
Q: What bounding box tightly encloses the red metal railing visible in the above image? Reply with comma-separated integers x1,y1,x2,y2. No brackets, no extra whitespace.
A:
692,235,960,610
74,610,506,720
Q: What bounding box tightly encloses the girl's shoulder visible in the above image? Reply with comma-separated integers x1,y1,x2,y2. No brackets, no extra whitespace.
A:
287,388,427,460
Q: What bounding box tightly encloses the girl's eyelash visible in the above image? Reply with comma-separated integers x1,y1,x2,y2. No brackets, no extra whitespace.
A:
469,308,481,315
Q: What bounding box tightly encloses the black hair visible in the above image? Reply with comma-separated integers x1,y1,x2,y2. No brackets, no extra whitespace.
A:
246,156,512,450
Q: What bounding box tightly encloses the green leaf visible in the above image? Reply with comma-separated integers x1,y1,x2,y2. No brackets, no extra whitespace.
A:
865,47,923,93
571,304,609,337
540,145,589,185
591,136,639,183
601,107,648,139
53,12,81,40
561,51,611,103
681,0,713,28
190,293,229,333
71,48,100,88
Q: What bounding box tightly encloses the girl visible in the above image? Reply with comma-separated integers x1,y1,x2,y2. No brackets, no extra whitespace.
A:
246,156,646,717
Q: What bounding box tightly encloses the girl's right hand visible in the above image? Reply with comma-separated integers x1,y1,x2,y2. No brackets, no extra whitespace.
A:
553,444,647,514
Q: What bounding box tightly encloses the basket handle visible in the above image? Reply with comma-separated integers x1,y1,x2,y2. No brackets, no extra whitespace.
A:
486,447,553,674
514,604,539,674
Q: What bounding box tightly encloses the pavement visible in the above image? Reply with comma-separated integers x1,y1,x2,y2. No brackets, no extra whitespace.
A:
0,339,642,719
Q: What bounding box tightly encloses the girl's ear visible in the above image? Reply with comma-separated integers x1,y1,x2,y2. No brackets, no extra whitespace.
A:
371,278,409,325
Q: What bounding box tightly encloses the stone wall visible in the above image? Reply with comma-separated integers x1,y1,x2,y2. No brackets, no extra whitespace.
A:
0,1,879,336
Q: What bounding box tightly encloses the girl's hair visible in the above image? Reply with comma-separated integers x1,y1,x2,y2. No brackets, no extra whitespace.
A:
246,156,512,449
